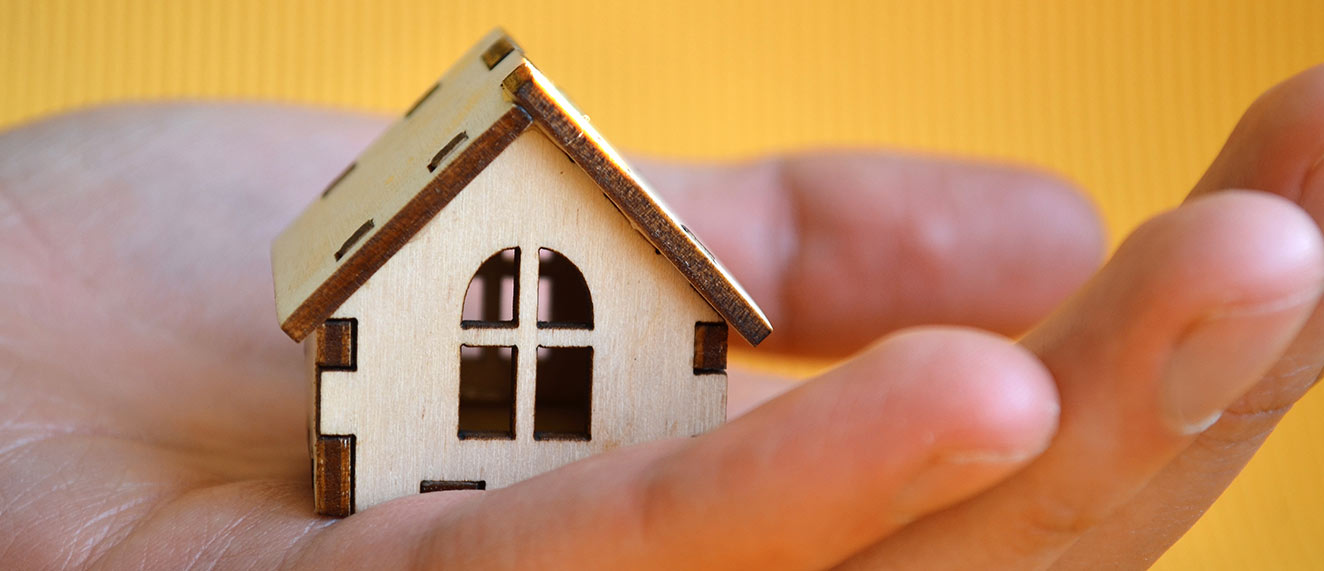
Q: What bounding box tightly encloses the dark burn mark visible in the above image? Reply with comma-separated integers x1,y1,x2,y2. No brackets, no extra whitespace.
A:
320,162,356,199
421,480,487,492
314,435,355,516
693,321,728,374
481,36,516,69
405,82,441,118
316,319,357,370
334,219,374,262
281,107,534,342
428,132,469,173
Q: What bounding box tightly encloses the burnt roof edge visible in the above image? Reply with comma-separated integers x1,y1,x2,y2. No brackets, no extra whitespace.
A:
501,63,772,346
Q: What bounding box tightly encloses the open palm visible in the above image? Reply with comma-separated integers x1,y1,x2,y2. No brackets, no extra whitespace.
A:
3,66,1324,569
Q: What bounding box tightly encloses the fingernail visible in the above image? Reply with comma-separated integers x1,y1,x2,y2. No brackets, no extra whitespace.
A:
1162,288,1321,434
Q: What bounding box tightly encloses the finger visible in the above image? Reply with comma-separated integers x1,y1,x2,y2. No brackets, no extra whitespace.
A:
1058,64,1324,567
1,106,1103,363
288,327,1059,570
839,191,1324,569
726,368,803,418
1190,64,1324,202
636,153,1106,357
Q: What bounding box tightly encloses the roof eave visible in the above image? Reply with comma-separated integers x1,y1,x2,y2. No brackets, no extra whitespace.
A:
279,106,534,342
501,63,773,346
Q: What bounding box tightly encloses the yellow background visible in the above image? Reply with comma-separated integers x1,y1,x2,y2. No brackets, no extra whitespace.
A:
4,1,1323,567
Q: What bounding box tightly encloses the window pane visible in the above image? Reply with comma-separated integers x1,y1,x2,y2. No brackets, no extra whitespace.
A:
537,248,593,328
458,345,516,439
462,248,519,327
534,346,592,440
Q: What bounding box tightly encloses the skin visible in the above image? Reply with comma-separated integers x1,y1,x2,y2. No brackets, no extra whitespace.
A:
1,64,1323,569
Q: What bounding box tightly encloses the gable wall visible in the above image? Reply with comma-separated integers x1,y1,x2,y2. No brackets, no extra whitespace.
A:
315,130,723,511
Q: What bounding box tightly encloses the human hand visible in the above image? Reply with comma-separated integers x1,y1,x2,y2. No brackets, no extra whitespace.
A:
2,65,1322,569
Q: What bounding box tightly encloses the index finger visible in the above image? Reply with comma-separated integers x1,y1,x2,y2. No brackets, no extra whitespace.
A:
640,152,1105,357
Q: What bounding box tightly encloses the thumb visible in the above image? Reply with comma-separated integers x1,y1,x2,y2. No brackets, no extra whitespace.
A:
287,328,1058,569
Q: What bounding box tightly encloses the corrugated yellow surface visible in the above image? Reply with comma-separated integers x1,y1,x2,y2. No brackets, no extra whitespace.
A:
4,1,1323,567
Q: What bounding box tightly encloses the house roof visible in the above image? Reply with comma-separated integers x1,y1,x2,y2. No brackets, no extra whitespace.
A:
271,30,772,346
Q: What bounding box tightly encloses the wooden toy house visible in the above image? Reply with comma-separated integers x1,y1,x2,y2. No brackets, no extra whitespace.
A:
271,30,772,516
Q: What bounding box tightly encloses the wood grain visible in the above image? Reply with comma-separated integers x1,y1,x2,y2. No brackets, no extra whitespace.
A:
273,30,770,347
313,435,355,516
315,318,356,369
319,131,727,510
277,106,531,341
281,30,763,512
272,29,532,342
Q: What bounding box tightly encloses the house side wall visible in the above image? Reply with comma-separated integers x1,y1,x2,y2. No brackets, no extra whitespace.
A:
316,131,723,511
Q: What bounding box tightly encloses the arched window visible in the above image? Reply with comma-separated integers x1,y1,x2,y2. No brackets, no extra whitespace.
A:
537,249,593,328
461,248,519,327
457,247,594,441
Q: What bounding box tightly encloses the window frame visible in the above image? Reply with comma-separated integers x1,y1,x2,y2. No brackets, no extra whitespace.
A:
457,245,595,441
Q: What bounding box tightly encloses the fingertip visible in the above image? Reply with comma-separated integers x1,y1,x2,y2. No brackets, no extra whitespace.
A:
941,165,1106,334
1242,64,1324,155
862,327,1060,463
1009,170,1108,265
1136,192,1324,434
1193,64,1324,198
821,327,1061,527
1028,188,1324,438
1127,191,1324,309
950,168,1106,333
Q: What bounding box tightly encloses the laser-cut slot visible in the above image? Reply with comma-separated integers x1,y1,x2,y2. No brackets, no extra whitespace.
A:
420,480,486,493
428,131,468,173
693,322,728,374
482,36,516,69
334,219,374,262
536,248,593,329
458,345,516,440
462,248,519,327
316,318,357,370
320,162,356,199
405,82,441,118
534,346,592,441
314,435,355,516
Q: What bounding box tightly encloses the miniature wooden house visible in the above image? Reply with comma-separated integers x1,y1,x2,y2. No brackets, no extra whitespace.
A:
271,30,771,516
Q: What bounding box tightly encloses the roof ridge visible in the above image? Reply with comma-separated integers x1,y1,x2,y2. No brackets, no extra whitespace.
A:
273,31,771,346
501,63,771,345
